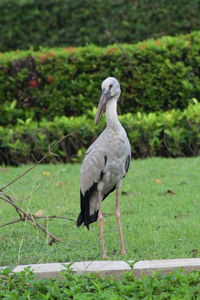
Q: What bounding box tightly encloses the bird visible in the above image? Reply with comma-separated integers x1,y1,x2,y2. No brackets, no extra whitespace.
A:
76,77,131,258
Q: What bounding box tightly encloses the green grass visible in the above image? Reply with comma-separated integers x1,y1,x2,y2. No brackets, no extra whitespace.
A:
0,157,200,266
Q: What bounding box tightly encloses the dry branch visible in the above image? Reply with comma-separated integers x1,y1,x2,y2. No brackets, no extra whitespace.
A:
0,134,72,192
0,134,76,245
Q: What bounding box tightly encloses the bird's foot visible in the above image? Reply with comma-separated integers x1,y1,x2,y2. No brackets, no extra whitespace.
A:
102,252,109,259
121,249,126,256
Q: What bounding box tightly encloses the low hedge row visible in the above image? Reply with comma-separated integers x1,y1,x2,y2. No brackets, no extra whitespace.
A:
0,101,199,165
1,268,200,299
0,31,200,125
0,0,200,51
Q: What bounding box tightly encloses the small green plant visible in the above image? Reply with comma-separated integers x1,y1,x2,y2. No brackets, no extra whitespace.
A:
1,267,200,298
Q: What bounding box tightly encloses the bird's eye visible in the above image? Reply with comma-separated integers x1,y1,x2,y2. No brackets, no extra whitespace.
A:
109,84,113,89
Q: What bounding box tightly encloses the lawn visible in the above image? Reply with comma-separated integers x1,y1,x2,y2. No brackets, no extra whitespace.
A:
0,157,200,266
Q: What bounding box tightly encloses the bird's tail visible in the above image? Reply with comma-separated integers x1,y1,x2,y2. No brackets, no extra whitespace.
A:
76,189,98,229
76,212,84,228
76,210,98,230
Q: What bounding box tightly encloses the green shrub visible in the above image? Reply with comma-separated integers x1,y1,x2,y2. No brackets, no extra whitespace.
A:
1,267,200,299
0,0,200,51
0,31,200,125
0,101,199,165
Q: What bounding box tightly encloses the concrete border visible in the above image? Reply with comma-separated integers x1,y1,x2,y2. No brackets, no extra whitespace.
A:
134,258,200,277
1,258,200,279
0,261,132,279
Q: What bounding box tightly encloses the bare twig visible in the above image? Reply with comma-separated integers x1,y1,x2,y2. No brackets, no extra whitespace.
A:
0,192,23,219
34,215,75,222
0,219,22,228
0,215,75,227
0,191,61,244
0,134,72,192
0,214,75,228
0,134,75,244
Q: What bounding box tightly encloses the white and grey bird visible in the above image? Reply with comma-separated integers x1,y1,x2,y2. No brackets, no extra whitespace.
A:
77,77,131,257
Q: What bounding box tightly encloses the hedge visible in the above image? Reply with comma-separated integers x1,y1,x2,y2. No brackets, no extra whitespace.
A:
0,0,200,51
1,268,200,299
0,101,199,165
0,31,200,125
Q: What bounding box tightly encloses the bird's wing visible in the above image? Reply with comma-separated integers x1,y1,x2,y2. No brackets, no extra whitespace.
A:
125,153,131,174
80,137,106,194
120,127,131,177
85,129,105,155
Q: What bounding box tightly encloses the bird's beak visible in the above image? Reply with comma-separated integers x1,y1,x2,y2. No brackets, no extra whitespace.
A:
95,89,110,125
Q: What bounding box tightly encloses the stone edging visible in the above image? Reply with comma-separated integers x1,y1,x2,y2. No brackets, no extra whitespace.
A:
1,258,200,279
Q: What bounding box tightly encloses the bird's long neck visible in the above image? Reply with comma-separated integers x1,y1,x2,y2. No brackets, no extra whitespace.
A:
106,97,120,130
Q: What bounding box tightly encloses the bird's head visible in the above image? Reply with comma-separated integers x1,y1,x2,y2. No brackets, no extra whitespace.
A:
95,77,121,125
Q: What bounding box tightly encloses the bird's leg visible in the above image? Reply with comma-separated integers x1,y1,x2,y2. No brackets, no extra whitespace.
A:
97,191,107,258
116,185,126,255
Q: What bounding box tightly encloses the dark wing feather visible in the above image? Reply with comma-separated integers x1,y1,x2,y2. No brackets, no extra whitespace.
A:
76,182,98,229
125,155,131,173
77,140,107,229
76,182,116,229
